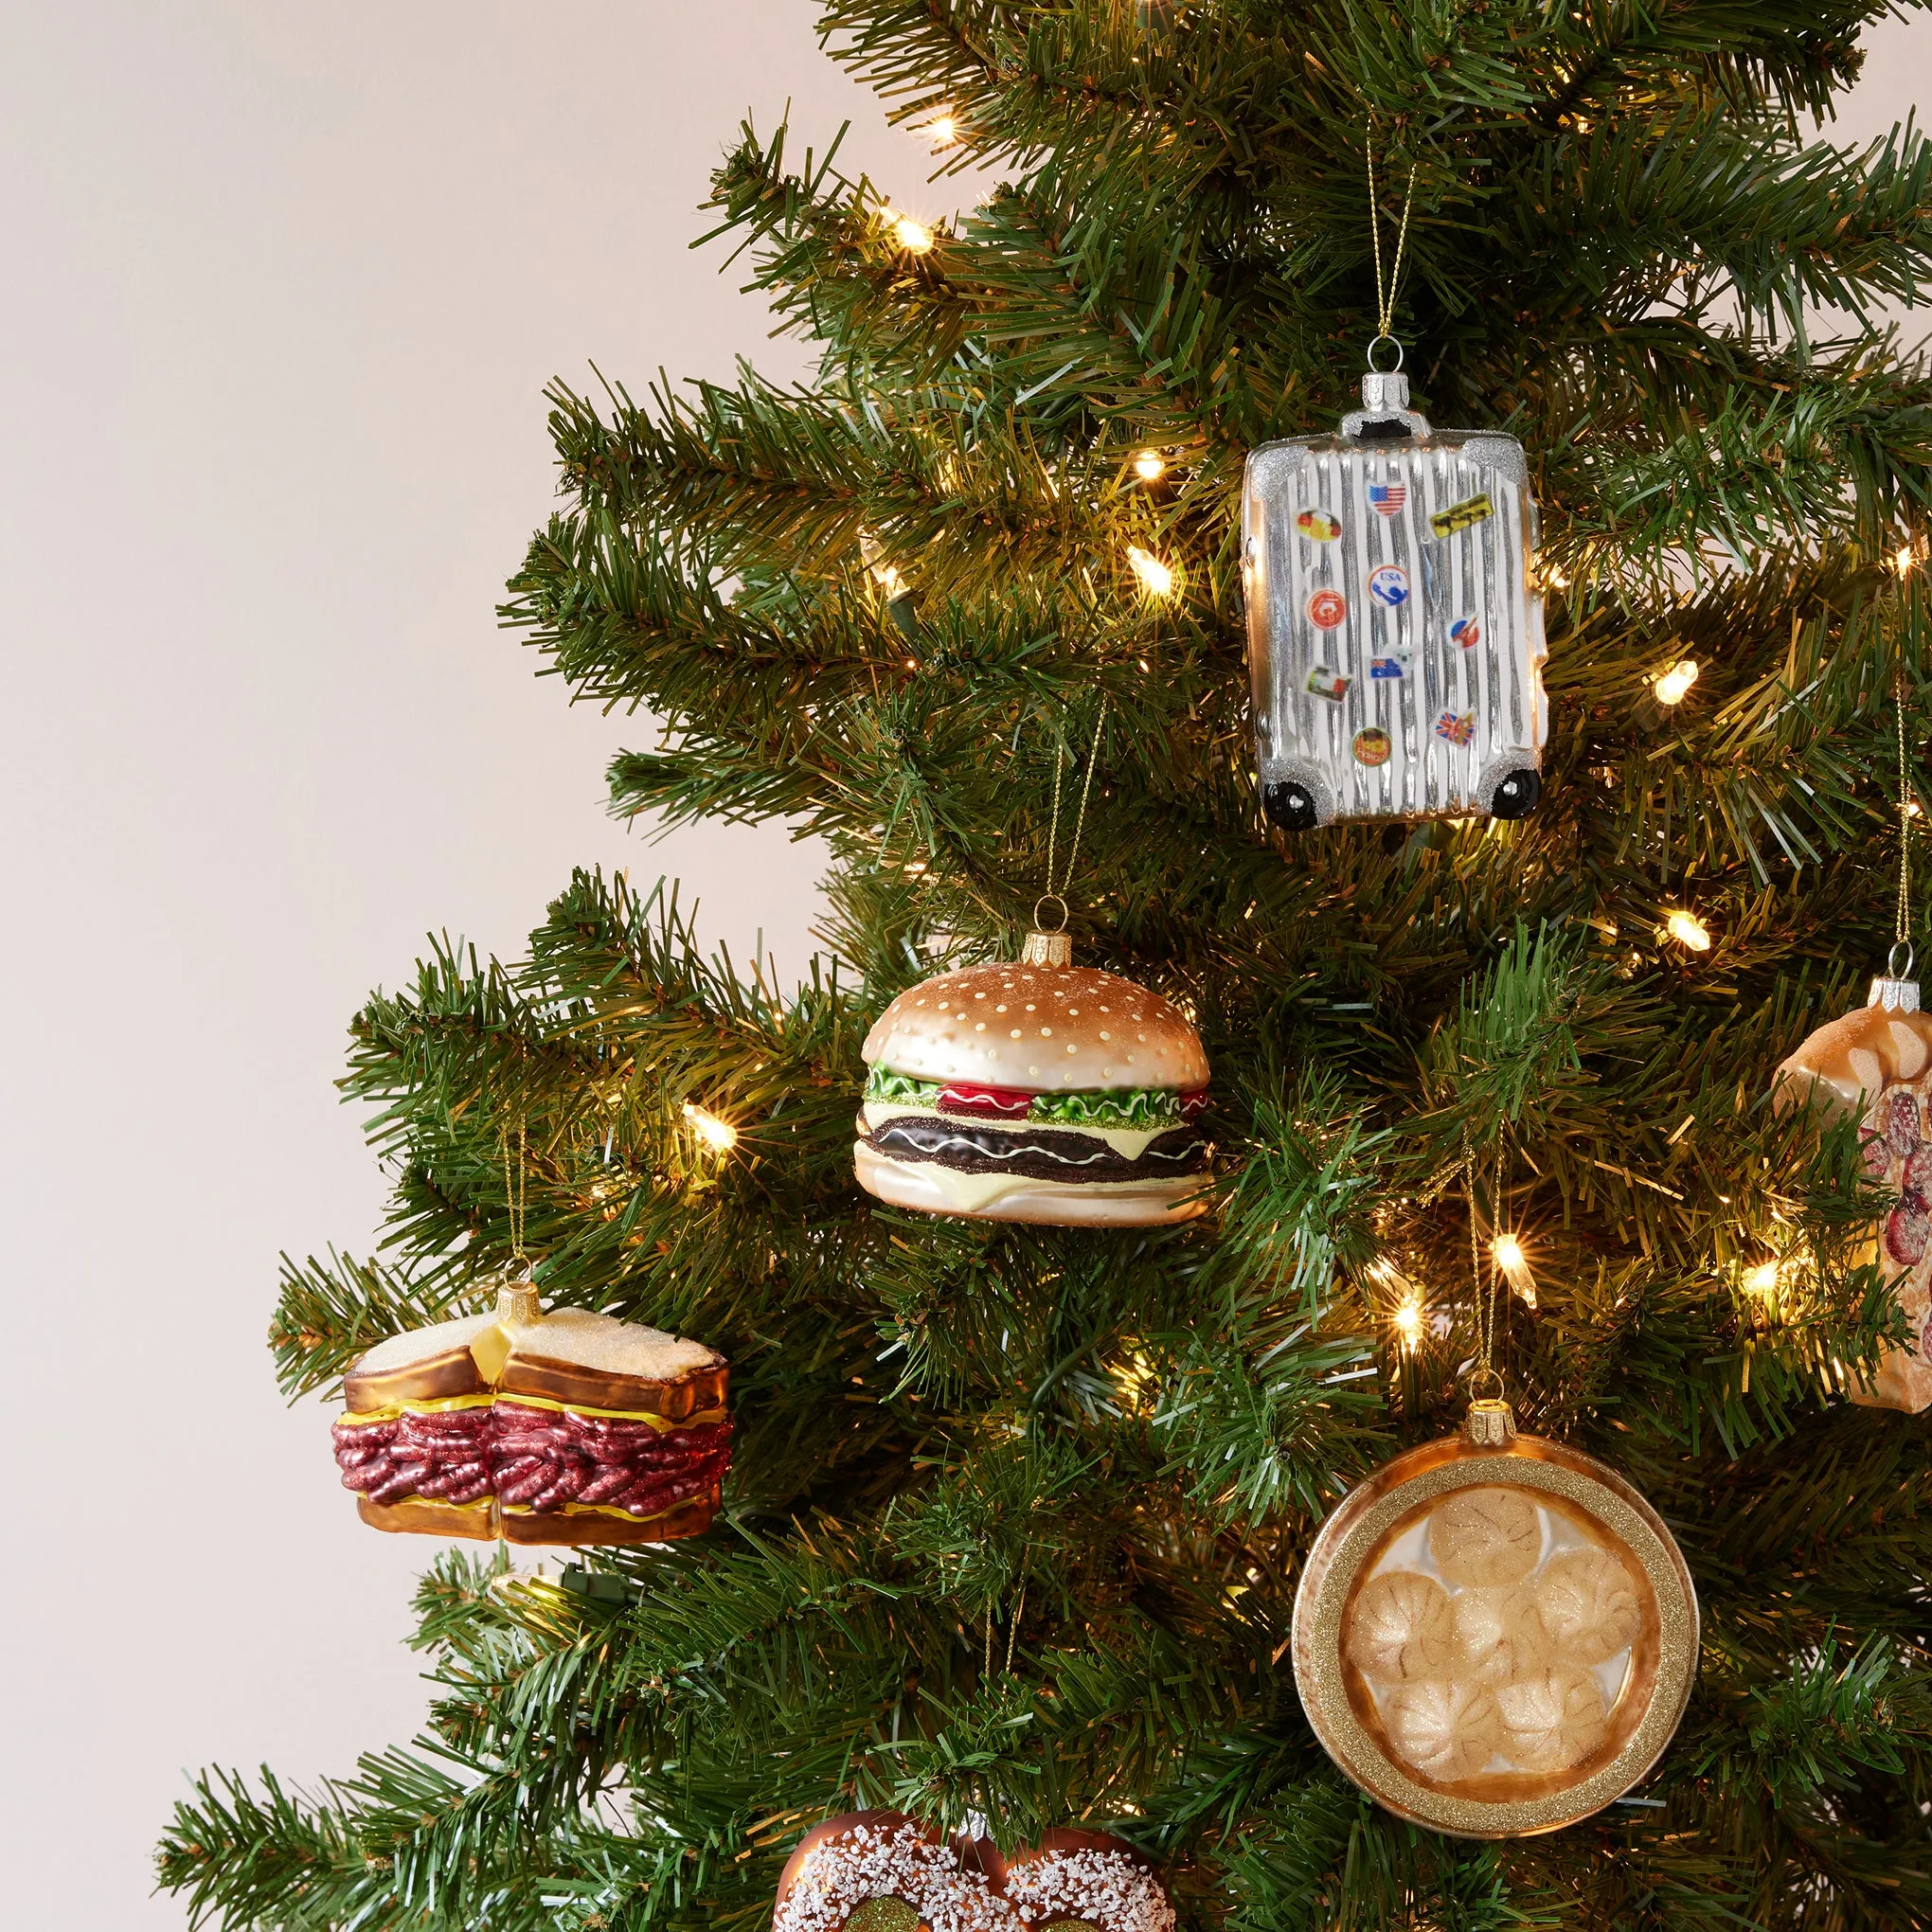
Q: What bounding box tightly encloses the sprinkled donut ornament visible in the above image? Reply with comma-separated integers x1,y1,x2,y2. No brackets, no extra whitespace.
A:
773,1814,1017,1932
1292,1396,1699,1836
773,1816,1174,1932
1774,945,1932,1411
855,922,1211,1226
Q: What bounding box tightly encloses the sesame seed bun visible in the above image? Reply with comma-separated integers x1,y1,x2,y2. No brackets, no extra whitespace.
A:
861,960,1209,1093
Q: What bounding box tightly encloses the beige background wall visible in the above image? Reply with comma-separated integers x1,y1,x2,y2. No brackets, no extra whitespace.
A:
1,6,1923,1923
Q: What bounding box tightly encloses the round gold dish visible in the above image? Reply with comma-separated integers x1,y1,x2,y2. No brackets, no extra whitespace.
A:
1291,1401,1698,1838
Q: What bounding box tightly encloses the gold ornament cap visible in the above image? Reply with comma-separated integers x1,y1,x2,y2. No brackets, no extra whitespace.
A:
1463,1398,1517,1448
1020,928,1072,967
496,1279,542,1328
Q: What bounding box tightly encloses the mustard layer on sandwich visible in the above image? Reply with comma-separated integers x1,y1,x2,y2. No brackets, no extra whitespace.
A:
340,1391,727,1429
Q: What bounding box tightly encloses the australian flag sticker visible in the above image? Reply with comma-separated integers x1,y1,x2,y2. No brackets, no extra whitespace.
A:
1369,656,1405,679
1368,481,1406,517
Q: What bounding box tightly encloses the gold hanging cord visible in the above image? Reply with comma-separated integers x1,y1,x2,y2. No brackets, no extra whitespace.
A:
1894,637,1916,981
1465,1136,1506,1401
1366,134,1420,371
1033,699,1109,935
501,1117,531,1280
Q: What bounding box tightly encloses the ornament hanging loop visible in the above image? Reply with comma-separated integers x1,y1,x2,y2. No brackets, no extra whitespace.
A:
1466,1364,1505,1404
1890,939,1916,981
1367,333,1404,374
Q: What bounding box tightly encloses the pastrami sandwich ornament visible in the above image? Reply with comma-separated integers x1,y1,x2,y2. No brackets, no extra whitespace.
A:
331,1277,732,1545
855,924,1211,1226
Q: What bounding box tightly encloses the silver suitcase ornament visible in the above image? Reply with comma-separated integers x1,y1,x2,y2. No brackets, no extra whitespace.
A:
1241,369,1547,831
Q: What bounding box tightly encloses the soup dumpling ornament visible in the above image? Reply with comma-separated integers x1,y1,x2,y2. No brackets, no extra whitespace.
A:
1292,1396,1698,1837
855,927,1211,1226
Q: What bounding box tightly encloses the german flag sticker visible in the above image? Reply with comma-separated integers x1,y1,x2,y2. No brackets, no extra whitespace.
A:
1429,493,1494,539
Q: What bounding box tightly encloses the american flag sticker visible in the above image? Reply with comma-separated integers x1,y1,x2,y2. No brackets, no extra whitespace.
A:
1368,481,1406,516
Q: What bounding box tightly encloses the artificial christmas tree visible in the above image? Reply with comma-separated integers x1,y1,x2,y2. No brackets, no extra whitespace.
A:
160,4,1932,1927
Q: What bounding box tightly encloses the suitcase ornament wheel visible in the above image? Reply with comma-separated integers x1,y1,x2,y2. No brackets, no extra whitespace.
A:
1241,367,1548,832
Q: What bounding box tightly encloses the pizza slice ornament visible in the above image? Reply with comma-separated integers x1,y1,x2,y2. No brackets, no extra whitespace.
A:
1774,950,1932,1411
855,927,1211,1226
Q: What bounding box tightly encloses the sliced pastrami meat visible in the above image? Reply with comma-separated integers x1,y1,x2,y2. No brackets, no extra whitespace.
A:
1886,1197,1930,1268
1888,1089,1923,1157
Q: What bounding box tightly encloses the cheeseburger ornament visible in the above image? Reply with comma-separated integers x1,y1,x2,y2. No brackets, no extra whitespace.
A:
855,926,1211,1225
331,1278,732,1545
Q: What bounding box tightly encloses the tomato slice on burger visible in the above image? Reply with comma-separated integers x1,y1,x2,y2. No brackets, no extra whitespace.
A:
937,1082,1033,1118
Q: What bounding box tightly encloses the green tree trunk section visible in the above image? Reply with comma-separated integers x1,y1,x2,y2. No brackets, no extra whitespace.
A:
160,5,1932,1928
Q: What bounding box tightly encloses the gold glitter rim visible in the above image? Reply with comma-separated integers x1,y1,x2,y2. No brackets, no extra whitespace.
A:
1291,1429,1698,1838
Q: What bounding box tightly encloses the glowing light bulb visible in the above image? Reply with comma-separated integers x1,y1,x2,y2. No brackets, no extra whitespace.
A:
891,213,934,253
1127,546,1175,596
1664,910,1712,952
1742,1261,1780,1296
1653,659,1698,705
1392,1296,1424,1349
1492,1233,1536,1309
925,114,958,149
682,1102,738,1153
1896,545,1915,577
1133,450,1166,481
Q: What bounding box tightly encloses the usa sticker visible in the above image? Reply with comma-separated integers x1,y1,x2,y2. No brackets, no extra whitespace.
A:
1367,564,1409,608
1434,709,1476,747
1306,587,1347,630
1297,508,1343,542
1369,656,1405,679
1429,492,1494,539
1368,481,1406,516
1449,615,1482,650
1353,727,1392,767
1306,665,1351,702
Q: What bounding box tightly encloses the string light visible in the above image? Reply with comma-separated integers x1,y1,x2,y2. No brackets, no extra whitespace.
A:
1127,546,1176,596
1133,450,1167,481
1895,544,1916,577
1391,1294,1425,1350
1664,909,1712,952
682,1102,738,1153
924,113,959,149
1492,1232,1537,1309
1741,1261,1780,1296
1653,659,1699,706
889,212,934,254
